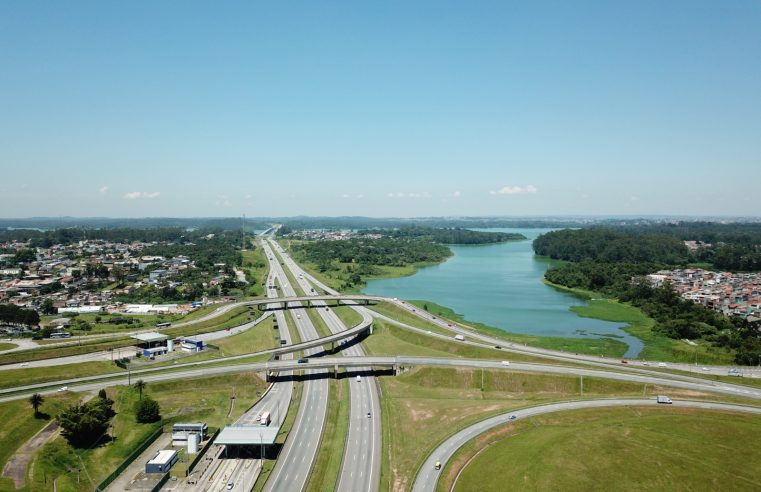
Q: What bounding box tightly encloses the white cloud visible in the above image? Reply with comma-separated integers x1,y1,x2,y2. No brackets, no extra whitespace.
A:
452,191,461,198
356,194,364,199
341,194,351,199
124,191,161,200
490,185,538,195
215,195,233,207
98,185,109,195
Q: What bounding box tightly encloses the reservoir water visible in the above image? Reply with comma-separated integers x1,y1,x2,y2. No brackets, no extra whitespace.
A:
362,228,643,357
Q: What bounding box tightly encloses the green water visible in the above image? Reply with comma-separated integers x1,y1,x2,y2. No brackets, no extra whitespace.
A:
363,228,643,357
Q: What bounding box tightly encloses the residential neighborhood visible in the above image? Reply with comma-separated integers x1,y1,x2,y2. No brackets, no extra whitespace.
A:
0,235,244,334
648,268,761,322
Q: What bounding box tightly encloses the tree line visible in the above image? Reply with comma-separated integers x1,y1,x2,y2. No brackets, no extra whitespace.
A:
0,304,40,326
294,237,452,270
533,229,690,264
363,226,526,244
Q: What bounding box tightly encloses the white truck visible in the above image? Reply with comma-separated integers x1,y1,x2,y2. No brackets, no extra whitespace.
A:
454,334,465,341
656,395,673,404
260,411,271,426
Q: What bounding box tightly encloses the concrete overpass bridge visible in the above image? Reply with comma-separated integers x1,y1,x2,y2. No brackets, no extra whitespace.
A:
247,294,386,311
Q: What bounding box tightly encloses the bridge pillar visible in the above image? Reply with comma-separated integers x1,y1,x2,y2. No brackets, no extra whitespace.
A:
369,323,373,335
334,364,339,379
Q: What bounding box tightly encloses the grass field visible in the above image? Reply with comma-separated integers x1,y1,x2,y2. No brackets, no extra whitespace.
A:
242,246,269,297
0,393,81,491
212,315,277,356
26,372,268,491
331,306,363,328
364,319,568,365
377,365,741,492
306,377,349,492
446,406,761,492
0,361,120,390
0,343,17,352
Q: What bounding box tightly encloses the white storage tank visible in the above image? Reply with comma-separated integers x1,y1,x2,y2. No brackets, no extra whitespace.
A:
187,432,200,454
167,339,174,352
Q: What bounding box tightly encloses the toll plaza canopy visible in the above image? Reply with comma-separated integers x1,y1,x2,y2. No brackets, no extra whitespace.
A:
130,332,168,343
215,426,280,445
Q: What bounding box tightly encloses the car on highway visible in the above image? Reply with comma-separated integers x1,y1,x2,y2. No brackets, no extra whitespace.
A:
656,395,673,404
620,360,628,364
256,414,262,422
434,461,441,470
702,367,710,371
501,361,510,366
508,414,517,420
367,412,371,418
658,362,667,367
58,386,68,392
297,358,309,363
494,345,502,349
356,375,361,382
296,313,301,318
226,481,234,490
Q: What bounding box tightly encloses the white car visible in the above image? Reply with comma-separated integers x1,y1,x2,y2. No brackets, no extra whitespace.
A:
657,362,667,367
702,367,710,371
296,314,301,319
501,361,510,366
58,386,68,392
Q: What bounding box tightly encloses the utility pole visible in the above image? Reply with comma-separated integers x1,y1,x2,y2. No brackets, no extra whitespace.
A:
580,375,583,396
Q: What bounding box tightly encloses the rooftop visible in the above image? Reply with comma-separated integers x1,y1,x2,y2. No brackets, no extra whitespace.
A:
131,332,168,343
215,425,280,445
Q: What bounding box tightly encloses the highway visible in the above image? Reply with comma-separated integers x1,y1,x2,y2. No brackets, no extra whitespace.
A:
412,399,761,492
178,267,296,492
274,239,381,492
262,240,330,492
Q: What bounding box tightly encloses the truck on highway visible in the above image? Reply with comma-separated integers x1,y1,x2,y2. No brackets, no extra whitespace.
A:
656,395,673,404
260,411,271,426
454,334,465,341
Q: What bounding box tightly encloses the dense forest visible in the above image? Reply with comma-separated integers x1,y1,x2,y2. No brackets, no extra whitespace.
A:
612,222,761,271
294,238,452,271
364,226,526,244
534,225,761,271
533,229,689,264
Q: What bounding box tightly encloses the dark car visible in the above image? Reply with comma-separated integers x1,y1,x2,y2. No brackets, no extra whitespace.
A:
297,358,309,364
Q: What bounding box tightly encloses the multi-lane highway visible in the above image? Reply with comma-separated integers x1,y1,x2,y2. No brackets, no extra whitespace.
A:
262,240,330,492
273,239,381,492
412,399,761,492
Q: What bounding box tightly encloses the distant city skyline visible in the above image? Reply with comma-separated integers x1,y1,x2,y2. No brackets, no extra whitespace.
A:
1,1,760,218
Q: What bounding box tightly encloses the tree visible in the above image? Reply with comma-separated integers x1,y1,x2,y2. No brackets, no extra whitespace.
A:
134,379,146,399
29,393,44,417
135,396,161,423
40,298,56,315
57,397,114,448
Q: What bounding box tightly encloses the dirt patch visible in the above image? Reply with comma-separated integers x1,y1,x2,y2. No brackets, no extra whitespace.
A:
2,421,60,489
405,401,434,422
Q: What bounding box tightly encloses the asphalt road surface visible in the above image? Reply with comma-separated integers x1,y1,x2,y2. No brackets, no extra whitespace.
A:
262,240,330,492
275,240,381,492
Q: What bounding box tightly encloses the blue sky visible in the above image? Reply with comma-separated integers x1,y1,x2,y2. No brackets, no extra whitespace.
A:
1,1,759,217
